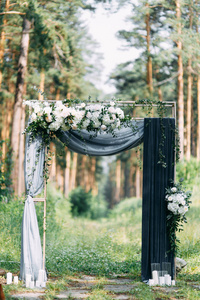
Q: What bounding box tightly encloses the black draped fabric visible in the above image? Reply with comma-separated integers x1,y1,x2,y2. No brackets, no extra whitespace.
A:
142,118,175,281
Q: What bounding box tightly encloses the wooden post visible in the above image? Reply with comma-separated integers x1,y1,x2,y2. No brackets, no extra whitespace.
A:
43,177,47,271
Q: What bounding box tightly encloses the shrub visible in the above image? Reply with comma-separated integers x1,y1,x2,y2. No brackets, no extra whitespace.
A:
0,140,13,202
176,157,200,189
69,187,92,217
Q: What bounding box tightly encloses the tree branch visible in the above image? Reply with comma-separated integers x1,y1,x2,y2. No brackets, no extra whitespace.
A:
0,11,25,15
154,72,180,87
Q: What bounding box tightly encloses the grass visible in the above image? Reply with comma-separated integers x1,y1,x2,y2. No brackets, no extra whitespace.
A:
1,176,200,299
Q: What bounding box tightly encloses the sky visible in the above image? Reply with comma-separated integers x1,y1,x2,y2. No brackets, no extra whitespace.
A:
82,2,140,95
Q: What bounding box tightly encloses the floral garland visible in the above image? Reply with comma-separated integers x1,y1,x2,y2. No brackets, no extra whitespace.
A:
165,179,192,254
24,100,132,144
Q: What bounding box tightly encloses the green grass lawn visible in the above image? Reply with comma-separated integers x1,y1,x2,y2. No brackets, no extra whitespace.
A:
1,178,200,299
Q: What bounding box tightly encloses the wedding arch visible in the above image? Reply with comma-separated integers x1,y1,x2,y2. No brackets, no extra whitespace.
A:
21,100,176,284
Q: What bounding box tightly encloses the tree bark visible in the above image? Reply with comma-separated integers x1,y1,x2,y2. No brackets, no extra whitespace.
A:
196,2,200,161
70,152,77,191
49,142,56,183
64,149,71,197
56,87,60,100
11,17,31,194
115,159,121,203
197,76,200,161
17,103,25,195
145,3,153,95
38,68,45,100
0,0,9,89
186,6,193,161
176,0,184,160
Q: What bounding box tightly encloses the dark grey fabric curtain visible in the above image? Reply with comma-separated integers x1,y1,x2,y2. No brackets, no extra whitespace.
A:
142,118,175,281
20,133,47,282
56,120,144,156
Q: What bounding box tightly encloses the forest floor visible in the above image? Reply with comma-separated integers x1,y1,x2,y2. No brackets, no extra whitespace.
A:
1,180,200,299
2,272,200,299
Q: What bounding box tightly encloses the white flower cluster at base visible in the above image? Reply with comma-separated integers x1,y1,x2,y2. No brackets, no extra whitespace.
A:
24,100,126,133
166,187,189,216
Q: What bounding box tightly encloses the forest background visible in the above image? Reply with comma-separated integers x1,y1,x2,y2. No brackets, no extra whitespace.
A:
1,0,200,225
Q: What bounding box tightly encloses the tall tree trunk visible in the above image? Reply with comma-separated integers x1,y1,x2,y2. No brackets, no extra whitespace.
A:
186,6,193,161
197,76,200,161
0,0,9,89
56,164,64,191
186,59,192,160
70,152,77,190
176,0,184,160
90,157,96,195
115,159,121,203
38,68,45,100
64,149,71,197
11,17,31,194
56,88,60,100
145,3,153,95
196,3,200,161
49,142,56,183
17,103,25,195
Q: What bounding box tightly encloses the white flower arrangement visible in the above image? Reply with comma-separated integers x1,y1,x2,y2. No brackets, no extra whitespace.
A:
165,179,192,253
24,100,130,138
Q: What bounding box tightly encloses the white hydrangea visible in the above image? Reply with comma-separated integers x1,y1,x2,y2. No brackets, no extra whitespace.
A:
49,120,62,131
102,114,112,125
82,119,90,129
93,120,101,128
178,206,188,215
86,111,93,119
168,202,179,215
108,106,116,114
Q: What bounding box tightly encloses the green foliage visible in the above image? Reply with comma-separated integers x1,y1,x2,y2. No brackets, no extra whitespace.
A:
0,140,13,202
0,196,24,272
109,197,142,218
69,187,93,217
176,157,200,189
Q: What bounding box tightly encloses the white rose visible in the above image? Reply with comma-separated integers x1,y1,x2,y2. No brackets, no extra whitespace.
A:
101,125,107,131
168,196,173,201
116,108,124,119
45,113,52,123
108,107,115,114
60,107,70,118
171,187,177,193
34,105,41,114
110,101,115,106
81,103,86,108
31,112,37,121
44,106,52,115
